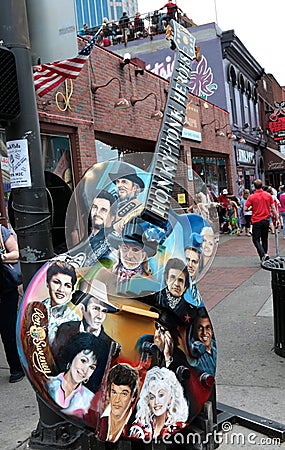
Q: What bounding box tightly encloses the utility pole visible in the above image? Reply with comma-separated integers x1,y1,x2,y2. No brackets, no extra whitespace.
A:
0,0,53,286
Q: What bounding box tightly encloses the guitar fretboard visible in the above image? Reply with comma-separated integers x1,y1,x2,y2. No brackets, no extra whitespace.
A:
142,23,196,226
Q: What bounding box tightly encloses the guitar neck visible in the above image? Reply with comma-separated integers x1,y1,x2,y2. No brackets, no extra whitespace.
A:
142,23,196,226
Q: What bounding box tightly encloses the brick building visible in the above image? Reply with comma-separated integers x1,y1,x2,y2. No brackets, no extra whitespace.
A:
0,37,234,240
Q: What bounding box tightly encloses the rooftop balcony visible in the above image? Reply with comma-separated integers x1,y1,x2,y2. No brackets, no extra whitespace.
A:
78,9,196,48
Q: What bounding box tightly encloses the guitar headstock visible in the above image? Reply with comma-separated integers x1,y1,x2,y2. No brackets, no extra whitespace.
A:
166,20,196,61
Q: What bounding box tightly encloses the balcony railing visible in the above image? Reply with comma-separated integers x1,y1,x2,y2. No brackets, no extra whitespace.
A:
78,9,196,47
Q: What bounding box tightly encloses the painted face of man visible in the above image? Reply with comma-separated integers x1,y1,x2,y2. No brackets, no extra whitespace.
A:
91,197,112,232
166,268,187,298
148,383,171,417
185,248,200,280
196,317,213,352
69,350,97,385
110,383,135,419
116,178,138,200
48,273,73,307
119,242,147,270
202,234,215,258
84,297,107,334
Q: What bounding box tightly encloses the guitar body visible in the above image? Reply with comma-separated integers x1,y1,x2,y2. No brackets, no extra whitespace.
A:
18,21,219,444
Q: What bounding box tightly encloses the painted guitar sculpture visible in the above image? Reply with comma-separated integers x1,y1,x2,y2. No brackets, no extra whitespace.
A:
18,21,218,444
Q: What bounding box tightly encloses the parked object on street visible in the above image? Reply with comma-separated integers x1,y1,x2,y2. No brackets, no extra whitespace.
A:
262,257,285,358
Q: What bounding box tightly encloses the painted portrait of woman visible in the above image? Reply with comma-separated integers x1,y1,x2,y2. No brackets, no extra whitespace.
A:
46,332,106,419
129,366,188,441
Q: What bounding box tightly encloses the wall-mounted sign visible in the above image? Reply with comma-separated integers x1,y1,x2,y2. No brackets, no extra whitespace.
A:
268,116,285,133
177,193,186,204
6,139,32,188
236,148,255,165
268,115,285,143
182,102,202,142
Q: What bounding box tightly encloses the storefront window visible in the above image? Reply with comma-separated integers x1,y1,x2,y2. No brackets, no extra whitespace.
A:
41,133,74,190
192,156,227,198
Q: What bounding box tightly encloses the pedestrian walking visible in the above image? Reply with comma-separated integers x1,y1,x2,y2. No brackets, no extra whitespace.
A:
217,189,229,232
238,189,252,236
267,186,280,235
0,225,25,383
225,197,239,234
244,179,279,263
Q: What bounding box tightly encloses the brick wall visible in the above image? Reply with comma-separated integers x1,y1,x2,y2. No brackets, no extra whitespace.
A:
36,38,234,191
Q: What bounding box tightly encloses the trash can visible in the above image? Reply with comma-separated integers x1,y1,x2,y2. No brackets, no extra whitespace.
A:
262,257,285,357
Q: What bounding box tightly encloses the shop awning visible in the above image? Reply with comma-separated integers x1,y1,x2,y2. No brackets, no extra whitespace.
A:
264,147,285,171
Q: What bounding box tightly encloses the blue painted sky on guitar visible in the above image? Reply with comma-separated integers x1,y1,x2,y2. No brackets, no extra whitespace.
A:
138,0,285,87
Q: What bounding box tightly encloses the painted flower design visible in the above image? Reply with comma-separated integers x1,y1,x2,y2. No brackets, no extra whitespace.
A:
189,56,217,98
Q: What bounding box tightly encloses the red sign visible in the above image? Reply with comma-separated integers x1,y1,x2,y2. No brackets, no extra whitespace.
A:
268,116,285,133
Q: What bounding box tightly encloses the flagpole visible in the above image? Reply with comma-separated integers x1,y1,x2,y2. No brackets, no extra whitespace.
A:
213,0,219,24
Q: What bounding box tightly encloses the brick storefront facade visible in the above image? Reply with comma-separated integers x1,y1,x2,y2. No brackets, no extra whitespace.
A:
34,37,234,203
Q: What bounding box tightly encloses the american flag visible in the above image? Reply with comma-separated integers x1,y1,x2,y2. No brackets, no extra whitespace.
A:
33,29,101,97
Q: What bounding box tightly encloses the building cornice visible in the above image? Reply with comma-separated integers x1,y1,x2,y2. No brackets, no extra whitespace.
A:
221,30,264,82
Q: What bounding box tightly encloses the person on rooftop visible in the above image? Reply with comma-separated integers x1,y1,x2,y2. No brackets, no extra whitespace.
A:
158,1,182,31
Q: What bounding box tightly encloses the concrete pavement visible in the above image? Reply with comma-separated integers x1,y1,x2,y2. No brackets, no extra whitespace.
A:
0,232,285,449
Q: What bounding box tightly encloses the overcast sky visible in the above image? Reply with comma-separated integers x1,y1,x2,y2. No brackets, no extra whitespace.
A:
137,0,285,88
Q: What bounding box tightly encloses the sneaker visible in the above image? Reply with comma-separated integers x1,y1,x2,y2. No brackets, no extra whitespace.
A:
261,254,270,263
9,371,25,383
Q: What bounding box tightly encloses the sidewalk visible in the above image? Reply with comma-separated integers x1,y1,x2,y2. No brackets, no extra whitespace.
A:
0,232,285,449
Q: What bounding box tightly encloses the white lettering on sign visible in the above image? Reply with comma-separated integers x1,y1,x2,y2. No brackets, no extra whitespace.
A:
268,160,285,170
237,149,255,164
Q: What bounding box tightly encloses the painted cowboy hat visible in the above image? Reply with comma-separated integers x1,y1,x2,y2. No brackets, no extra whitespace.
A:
108,219,158,257
73,278,119,313
184,232,203,253
108,163,145,190
150,307,183,344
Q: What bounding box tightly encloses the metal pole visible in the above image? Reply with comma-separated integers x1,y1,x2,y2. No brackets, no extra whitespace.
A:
0,2,75,449
0,0,53,287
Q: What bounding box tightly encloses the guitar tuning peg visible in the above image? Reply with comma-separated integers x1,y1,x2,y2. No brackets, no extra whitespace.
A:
195,45,201,62
165,24,172,40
